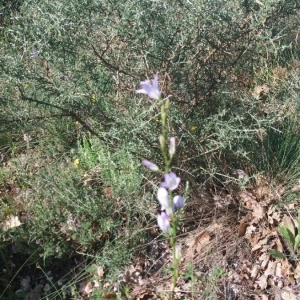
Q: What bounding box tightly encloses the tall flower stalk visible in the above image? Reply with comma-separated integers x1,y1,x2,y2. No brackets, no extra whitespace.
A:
137,74,185,295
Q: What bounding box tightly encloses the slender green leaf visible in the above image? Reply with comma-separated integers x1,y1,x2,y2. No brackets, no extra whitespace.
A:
282,215,295,237
278,225,295,249
294,234,300,252
269,249,286,260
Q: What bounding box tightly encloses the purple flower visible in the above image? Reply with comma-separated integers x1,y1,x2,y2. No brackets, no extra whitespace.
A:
136,74,161,100
30,50,38,59
157,187,172,214
173,195,184,210
157,187,184,214
142,159,159,171
157,212,170,232
161,172,181,191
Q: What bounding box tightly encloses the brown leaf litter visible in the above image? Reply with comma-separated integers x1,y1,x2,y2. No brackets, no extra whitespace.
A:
21,174,297,299
115,175,300,299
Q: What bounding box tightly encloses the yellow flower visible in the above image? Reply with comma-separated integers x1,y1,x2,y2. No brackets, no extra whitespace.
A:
73,159,79,167
90,95,96,104
191,126,197,131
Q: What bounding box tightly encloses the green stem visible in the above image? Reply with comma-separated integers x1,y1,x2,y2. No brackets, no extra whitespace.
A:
160,99,178,297
161,102,170,173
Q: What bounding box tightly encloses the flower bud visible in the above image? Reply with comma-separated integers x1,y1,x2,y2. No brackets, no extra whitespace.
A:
169,137,176,158
159,134,165,151
173,195,184,210
142,160,159,171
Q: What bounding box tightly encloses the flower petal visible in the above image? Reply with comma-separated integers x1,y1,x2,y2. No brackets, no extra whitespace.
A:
161,172,181,191
149,88,161,100
157,187,169,209
153,74,159,89
140,80,152,94
136,88,147,95
135,74,161,100
157,212,169,232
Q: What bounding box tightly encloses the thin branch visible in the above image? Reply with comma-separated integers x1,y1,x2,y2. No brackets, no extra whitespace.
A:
16,86,105,140
91,44,135,78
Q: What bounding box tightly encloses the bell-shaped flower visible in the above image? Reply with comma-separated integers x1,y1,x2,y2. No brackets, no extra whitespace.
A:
157,212,170,232
136,74,161,100
173,195,184,210
157,187,173,215
161,172,181,191
157,187,169,208
142,159,159,171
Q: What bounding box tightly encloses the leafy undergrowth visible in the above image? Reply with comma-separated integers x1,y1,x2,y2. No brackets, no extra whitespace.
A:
2,170,300,299
73,177,300,300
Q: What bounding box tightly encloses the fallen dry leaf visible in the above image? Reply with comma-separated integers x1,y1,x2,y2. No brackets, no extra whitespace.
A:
275,262,282,277
291,180,300,192
131,287,158,300
286,203,295,210
255,261,277,290
250,264,260,280
256,273,268,289
245,224,257,237
185,229,211,260
273,231,285,254
239,191,265,220
252,232,276,252
264,261,277,277
259,253,270,269
0,215,22,230
281,287,298,300
238,221,249,237
195,231,210,252
97,266,104,277
239,190,256,204
294,264,300,279
79,279,94,294
268,206,281,224
252,85,270,99
280,258,293,277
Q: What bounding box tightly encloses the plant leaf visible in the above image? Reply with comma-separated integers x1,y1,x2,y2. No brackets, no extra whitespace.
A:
0,215,22,230
278,225,295,249
282,215,295,236
294,234,300,252
269,249,286,260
